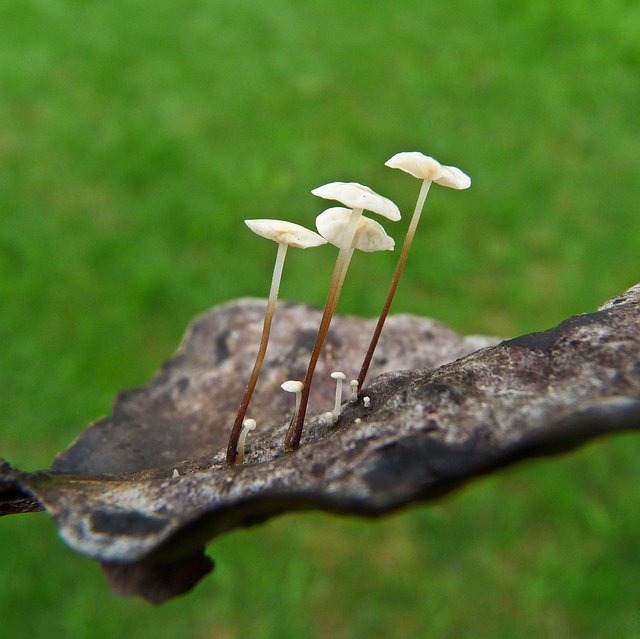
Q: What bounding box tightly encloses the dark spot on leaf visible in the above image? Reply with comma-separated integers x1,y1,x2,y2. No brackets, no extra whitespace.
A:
324,329,342,349
297,329,319,352
216,331,231,362
417,383,465,404
90,509,168,537
362,433,496,497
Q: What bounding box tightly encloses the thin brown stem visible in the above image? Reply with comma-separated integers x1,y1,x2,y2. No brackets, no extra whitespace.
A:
227,243,288,467
285,209,362,450
284,246,353,449
356,179,432,393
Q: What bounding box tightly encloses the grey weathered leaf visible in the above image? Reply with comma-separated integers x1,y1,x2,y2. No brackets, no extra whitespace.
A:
1,284,639,603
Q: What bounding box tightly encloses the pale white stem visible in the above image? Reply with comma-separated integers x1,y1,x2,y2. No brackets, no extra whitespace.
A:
266,242,288,317
330,372,346,421
332,206,362,298
405,178,432,246
227,243,288,467
293,388,302,419
321,206,362,328
350,379,359,399
237,418,257,465
281,380,304,430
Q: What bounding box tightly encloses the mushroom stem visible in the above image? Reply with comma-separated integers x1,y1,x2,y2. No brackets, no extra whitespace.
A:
236,418,257,465
285,209,362,450
281,380,304,428
356,178,432,393
330,371,346,421
226,242,288,467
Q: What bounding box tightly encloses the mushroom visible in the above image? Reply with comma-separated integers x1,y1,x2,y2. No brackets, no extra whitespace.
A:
350,379,359,399
236,418,256,465
226,219,326,467
330,371,346,422
281,380,304,428
285,182,400,450
316,208,395,253
356,153,470,392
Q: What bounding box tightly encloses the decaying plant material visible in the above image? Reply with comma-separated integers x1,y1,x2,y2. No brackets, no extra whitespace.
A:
1,283,640,603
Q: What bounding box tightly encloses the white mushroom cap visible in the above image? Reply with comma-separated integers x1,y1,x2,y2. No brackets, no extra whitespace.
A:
330,371,346,380
242,418,257,431
316,207,395,252
281,380,304,393
312,182,401,221
385,152,471,190
245,219,327,248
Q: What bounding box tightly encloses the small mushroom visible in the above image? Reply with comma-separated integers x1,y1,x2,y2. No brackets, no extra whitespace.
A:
236,418,256,465
312,182,401,223
226,220,326,467
385,152,470,189
316,208,395,252
330,371,347,421
285,182,399,451
350,379,359,399
356,152,470,392
281,380,304,428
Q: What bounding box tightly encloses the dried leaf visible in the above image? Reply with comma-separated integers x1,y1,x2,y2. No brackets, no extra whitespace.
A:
2,285,639,603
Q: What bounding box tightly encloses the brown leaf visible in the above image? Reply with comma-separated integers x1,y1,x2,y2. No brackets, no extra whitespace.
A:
2,285,639,603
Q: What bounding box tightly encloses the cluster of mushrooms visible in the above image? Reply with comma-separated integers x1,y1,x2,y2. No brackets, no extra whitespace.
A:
226,152,471,467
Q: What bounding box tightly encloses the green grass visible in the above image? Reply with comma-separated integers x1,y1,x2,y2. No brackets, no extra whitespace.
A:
1,0,640,636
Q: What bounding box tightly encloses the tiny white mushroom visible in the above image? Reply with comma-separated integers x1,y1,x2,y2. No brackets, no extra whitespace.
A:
356,153,470,392
363,396,371,408
281,379,304,396
312,182,401,222
245,219,330,249
236,418,257,465
281,380,304,428
227,220,326,467
172,469,180,478
350,379,359,399
285,183,400,451
385,153,471,189
330,371,347,421
316,208,395,253
311,183,399,288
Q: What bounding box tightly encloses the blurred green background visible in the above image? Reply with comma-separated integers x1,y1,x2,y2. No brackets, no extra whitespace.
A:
1,0,639,636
